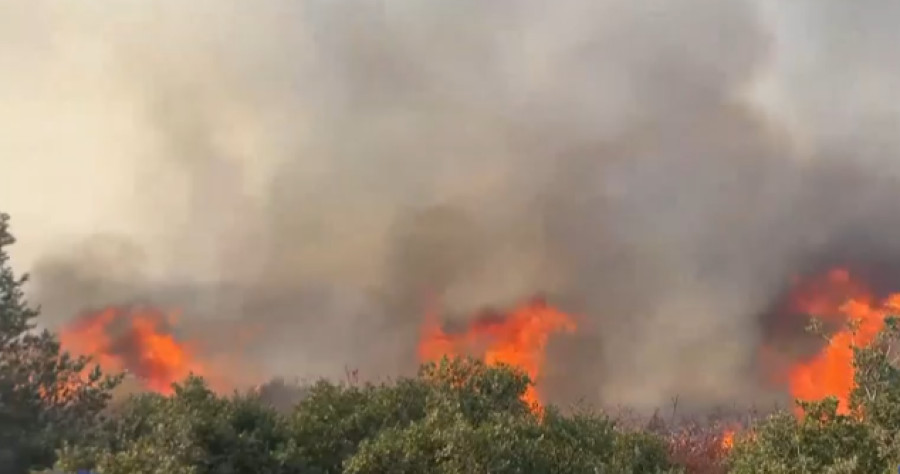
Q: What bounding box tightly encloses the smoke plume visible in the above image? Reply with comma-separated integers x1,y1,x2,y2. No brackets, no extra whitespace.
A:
3,0,900,410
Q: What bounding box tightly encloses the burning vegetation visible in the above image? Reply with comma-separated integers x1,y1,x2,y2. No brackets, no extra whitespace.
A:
417,297,577,410
60,265,900,474
7,214,900,472
56,266,897,419
782,268,900,415
59,306,207,394
57,305,249,395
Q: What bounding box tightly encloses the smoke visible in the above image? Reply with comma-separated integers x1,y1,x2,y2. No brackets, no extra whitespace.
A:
3,0,900,410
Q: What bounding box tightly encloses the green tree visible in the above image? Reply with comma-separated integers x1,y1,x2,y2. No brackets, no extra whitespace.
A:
344,404,675,474
57,375,309,474
0,213,122,472
301,358,675,474
728,398,884,474
848,316,900,463
59,358,675,474
728,317,900,473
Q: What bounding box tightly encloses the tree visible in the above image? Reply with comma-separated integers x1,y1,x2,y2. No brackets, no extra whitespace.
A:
727,398,884,474
58,358,676,474
0,213,122,472
56,376,308,474
296,358,675,474
727,317,900,473
343,404,675,474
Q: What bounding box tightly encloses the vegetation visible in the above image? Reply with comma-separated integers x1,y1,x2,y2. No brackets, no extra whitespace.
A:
50,359,675,473
4,212,900,473
728,318,900,473
0,214,122,472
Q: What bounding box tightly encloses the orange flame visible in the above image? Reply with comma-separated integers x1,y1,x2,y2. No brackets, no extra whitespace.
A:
417,298,576,409
59,306,213,394
720,430,735,450
786,268,899,414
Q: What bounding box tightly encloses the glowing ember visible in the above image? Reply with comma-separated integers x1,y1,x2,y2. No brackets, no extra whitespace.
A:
417,297,576,409
720,430,735,450
786,268,899,414
59,306,210,394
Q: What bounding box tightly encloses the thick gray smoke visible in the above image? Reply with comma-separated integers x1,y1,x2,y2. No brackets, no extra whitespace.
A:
3,0,900,410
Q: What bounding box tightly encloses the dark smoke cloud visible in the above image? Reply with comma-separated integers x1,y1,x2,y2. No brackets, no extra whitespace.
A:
3,0,900,411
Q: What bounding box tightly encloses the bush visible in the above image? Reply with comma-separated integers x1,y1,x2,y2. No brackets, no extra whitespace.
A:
55,358,675,473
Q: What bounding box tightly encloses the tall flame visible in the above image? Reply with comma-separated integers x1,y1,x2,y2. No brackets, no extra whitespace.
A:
417,298,576,409
786,268,899,414
59,306,213,394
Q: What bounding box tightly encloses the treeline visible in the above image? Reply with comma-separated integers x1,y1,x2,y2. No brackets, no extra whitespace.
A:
4,212,900,473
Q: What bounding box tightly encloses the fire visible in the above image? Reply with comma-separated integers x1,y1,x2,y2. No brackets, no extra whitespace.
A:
785,268,900,414
720,430,735,450
59,306,212,394
417,297,576,409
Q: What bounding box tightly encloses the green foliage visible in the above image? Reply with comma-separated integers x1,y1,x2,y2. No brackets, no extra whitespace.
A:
344,391,673,474
288,376,430,472
285,358,537,472
55,358,674,474
728,399,885,473
56,376,308,474
849,316,900,459
294,357,675,473
0,213,122,473
727,315,900,474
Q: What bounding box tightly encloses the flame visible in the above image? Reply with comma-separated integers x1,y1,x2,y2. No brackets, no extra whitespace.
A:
59,306,213,394
417,297,576,409
720,430,735,450
785,268,899,414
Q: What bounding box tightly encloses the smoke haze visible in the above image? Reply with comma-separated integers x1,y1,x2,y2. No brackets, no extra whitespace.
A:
3,0,900,410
